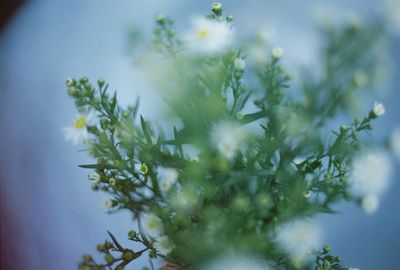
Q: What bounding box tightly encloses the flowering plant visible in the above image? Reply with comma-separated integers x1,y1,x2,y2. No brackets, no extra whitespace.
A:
64,3,393,270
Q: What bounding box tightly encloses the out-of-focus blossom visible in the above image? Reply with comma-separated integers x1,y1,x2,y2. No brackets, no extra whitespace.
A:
275,220,321,264
385,0,400,32
104,199,114,211
272,47,283,58
169,187,199,212
154,236,175,256
204,255,270,270
158,167,179,193
372,101,385,117
63,112,95,144
234,58,246,71
88,172,101,181
211,120,246,159
353,70,368,88
390,128,400,159
350,149,392,197
361,195,380,215
184,17,233,54
141,212,163,239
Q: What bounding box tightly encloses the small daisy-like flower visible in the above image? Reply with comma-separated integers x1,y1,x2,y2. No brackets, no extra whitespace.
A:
63,112,95,144
350,149,392,197
372,101,385,117
272,47,283,58
184,17,233,54
154,236,175,256
141,212,163,239
211,120,246,160
275,220,321,264
390,128,400,159
134,162,150,175
361,195,380,215
234,58,246,71
158,167,179,193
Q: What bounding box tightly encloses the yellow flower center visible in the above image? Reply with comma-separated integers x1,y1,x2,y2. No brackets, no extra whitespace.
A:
74,116,86,129
198,29,209,39
148,219,160,229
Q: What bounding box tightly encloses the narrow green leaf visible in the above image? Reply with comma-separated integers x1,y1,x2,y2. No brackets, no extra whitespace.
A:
107,230,125,251
140,115,153,145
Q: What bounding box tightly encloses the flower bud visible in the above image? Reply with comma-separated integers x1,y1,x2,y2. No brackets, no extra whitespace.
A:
226,15,234,22
80,77,89,84
98,79,105,88
155,14,165,24
128,230,137,239
105,253,114,264
340,125,349,133
67,88,77,97
96,244,105,252
371,101,385,117
83,255,92,262
66,78,75,87
105,241,113,249
323,261,331,269
212,2,223,15
323,244,330,253
121,251,134,261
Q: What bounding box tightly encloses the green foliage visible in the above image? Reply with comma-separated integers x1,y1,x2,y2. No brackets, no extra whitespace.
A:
66,3,386,270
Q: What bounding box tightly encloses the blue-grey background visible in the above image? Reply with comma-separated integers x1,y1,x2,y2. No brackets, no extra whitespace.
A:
0,1,399,269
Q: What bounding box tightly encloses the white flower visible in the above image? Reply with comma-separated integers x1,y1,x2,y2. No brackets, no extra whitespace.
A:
272,47,283,58
63,112,95,144
140,212,163,239
154,235,175,256
372,101,385,117
104,199,114,211
234,58,246,71
169,188,199,212
275,220,321,264
361,195,380,215
184,17,233,54
88,172,101,181
158,167,179,193
204,255,270,270
350,149,392,197
211,120,246,159
390,128,400,159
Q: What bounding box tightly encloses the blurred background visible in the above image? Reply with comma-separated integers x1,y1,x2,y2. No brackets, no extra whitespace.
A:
0,1,399,269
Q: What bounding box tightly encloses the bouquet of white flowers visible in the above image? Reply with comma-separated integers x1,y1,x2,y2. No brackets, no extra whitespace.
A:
64,3,392,270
